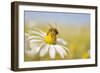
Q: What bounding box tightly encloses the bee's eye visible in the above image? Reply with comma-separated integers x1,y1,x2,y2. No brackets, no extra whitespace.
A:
56,31,58,35
54,29,58,35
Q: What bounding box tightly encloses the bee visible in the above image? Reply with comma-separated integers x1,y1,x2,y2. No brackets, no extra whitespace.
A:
45,23,58,44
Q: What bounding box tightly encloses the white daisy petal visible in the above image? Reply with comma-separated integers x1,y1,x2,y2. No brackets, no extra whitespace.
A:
57,38,67,45
33,28,46,36
40,44,49,57
35,43,45,53
58,45,68,55
29,40,45,53
30,39,43,49
49,45,56,59
30,39,43,44
28,36,44,40
32,30,46,38
60,45,70,53
55,45,67,58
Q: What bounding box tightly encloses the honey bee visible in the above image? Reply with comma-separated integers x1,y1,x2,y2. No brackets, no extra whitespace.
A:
45,23,58,44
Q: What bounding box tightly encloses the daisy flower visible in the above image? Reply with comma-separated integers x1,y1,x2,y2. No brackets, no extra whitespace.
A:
25,24,70,59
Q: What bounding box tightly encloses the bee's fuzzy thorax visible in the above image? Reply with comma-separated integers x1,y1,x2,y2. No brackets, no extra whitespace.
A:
45,28,58,45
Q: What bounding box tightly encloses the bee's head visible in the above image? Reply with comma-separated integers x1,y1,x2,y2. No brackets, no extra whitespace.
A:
47,28,58,35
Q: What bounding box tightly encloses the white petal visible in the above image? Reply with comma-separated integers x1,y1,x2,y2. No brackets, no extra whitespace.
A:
40,44,49,57
28,36,44,40
32,31,45,37
30,39,43,44
60,45,70,53
33,28,46,36
57,38,67,45
49,45,56,59
30,40,43,49
29,40,45,53
31,29,46,38
58,45,68,55
55,45,67,58
34,43,44,53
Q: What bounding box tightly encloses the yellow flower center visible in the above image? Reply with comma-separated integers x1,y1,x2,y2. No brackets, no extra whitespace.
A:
45,28,58,45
